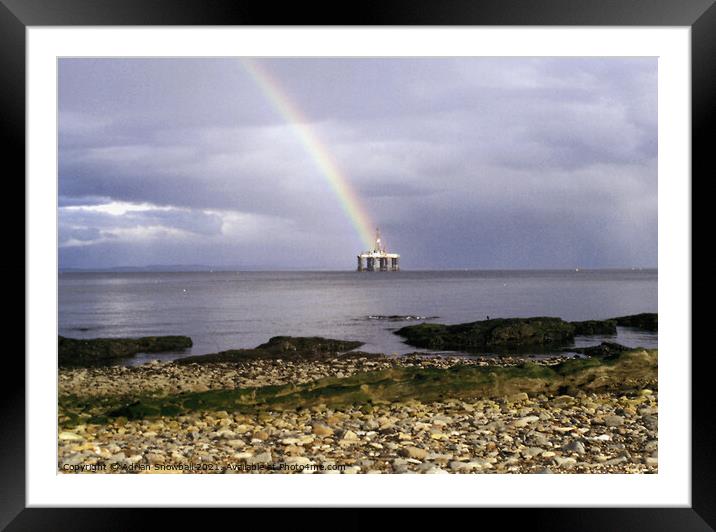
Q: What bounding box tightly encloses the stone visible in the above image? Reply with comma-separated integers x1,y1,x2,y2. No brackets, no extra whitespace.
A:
509,392,530,403
449,461,470,472
400,446,428,460
423,466,449,474
284,445,303,456
341,430,359,442
312,423,334,437
553,395,575,407
246,452,272,464
562,441,586,455
553,426,575,433
604,456,628,466
642,415,658,431
522,447,546,458
553,456,577,468
146,452,165,465
58,432,84,441
530,432,550,446
604,415,624,427
285,456,311,466
513,416,540,428
644,440,658,452
62,453,88,466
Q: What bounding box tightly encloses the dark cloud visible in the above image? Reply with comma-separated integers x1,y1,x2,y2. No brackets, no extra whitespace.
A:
58,57,657,269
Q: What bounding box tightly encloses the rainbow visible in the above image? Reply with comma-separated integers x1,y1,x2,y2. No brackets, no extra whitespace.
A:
240,58,376,250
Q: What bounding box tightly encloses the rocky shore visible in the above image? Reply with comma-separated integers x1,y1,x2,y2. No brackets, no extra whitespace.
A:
59,335,192,366
58,343,657,474
394,313,657,352
59,353,573,399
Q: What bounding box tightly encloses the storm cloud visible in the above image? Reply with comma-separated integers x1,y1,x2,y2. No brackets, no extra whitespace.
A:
58,57,657,270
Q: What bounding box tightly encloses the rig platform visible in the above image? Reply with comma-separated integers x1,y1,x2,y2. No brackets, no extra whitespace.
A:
357,228,400,272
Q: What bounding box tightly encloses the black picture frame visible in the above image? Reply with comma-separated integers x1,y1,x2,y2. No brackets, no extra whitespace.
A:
3,0,709,528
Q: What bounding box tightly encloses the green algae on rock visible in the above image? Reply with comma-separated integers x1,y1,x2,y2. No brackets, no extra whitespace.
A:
395,314,653,352
176,336,366,364
570,320,618,335
568,342,630,358
394,317,576,351
613,313,658,332
59,335,193,366
94,349,656,422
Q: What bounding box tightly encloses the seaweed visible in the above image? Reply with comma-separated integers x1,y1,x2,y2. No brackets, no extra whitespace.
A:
59,349,658,424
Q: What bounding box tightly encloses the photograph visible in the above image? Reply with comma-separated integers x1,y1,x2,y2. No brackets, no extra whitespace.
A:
56,56,658,475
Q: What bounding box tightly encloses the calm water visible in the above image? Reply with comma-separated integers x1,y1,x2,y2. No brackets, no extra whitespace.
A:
59,270,658,365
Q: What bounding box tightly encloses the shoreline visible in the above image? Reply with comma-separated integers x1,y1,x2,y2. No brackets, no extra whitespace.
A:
58,350,658,474
58,313,658,368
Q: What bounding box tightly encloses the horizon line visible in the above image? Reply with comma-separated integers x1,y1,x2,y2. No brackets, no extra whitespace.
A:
59,266,659,273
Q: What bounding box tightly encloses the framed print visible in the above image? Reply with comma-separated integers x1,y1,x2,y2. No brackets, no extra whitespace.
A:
4,0,710,528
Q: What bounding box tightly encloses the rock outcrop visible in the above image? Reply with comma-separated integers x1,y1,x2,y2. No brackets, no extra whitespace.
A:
613,313,658,331
395,314,654,352
58,335,192,367
394,317,576,352
568,342,630,358
101,348,657,420
570,320,618,335
177,336,366,364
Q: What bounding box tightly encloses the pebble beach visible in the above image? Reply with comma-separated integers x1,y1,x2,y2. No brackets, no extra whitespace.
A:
58,354,658,474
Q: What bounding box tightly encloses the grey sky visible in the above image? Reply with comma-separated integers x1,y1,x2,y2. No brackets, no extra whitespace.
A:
58,57,657,270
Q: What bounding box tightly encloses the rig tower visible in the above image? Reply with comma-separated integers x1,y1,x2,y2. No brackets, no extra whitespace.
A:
357,228,400,272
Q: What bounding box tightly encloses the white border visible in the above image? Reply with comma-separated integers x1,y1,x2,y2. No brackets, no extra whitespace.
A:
27,27,691,507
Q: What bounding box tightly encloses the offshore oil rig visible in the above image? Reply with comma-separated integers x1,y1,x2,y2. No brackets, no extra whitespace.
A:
357,228,400,272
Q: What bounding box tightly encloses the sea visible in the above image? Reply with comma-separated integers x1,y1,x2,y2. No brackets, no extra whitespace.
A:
58,269,658,366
